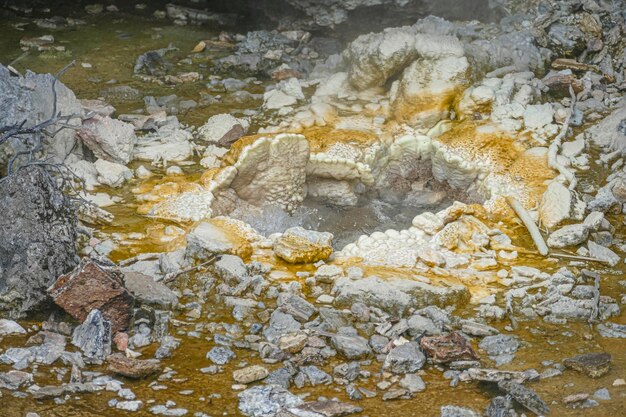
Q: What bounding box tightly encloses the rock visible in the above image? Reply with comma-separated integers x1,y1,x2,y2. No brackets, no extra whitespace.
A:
419,332,479,363
233,365,269,384
0,370,33,390
206,346,235,365
497,380,549,416
479,335,519,357
107,353,161,379
263,310,301,344
0,166,78,318
400,374,426,393
278,333,307,354
263,78,304,110
0,319,26,336
587,241,620,267
331,332,371,360
407,314,441,336
564,353,612,378
539,182,577,228
344,28,418,90
71,309,112,363
440,405,481,417
296,366,332,387
186,221,252,260
547,224,589,248
78,115,136,164
213,255,248,285
0,64,82,162
277,293,316,322
238,385,303,417
273,227,333,263
290,400,362,416
197,114,247,147
485,396,516,417
116,400,143,411
333,276,469,317
383,342,426,374
123,272,178,309
94,159,133,188
48,259,134,334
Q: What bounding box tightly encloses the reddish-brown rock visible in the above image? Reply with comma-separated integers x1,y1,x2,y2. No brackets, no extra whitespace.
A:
419,331,479,363
113,332,129,351
107,353,161,379
48,259,134,333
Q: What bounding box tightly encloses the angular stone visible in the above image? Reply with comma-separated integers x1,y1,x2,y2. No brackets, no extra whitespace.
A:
233,365,269,384
331,333,371,360
547,224,589,248
71,309,111,363
479,335,519,357
383,342,426,374
0,370,33,390
289,400,362,417
78,114,136,164
107,353,161,379
213,255,248,285
238,384,303,417
564,353,612,378
206,346,235,365
277,293,316,322
420,332,479,363
263,310,301,344
186,222,252,260
123,272,178,309
440,405,481,417
197,114,246,147
49,259,134,333
539,182,574,228
587,241,620,267
497,380,549,416
273,228,333,264
0,319,26,336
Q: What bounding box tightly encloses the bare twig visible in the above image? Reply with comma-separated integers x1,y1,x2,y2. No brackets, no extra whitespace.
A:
547,85,578,190
163,256,219,283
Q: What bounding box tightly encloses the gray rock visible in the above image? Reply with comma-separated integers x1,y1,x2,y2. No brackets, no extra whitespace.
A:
547,224,589,248
333,276,468,317
277,293,316,322
238,384,303,417
479,334,519,357
485,396,517,417
124,272,178,309
331,331,371,360
213,255,248,285
407,314,441,336
71,309,111,364
587,241,620,267
296,366,332,387
0,319,26,336
0,370,33,390
497,380,549,416
263,310,301,344
440,405,481,417
0,166,77,318
399,374,426,393
0,64,82,163
78,115,136,164
206,346,235,365
186,223,244,260
197,114,247,147
383,342,426,374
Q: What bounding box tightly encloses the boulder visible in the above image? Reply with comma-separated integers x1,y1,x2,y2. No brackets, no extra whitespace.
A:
0,166,77,318
0,64,82,163
331,332,371,360
539,182,577,228
419,332,479,363
48,259,134,333
233,365,269,384
273,227,333,263
78,114,136,164
94,158,133,188
547,224,589,248
186,221,252,260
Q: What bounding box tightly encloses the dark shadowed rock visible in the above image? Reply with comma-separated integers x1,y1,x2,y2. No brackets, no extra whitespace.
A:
71,309,111,364
0,166,78,318
497,380,549,416
564,353,612,378
49,259,134,333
